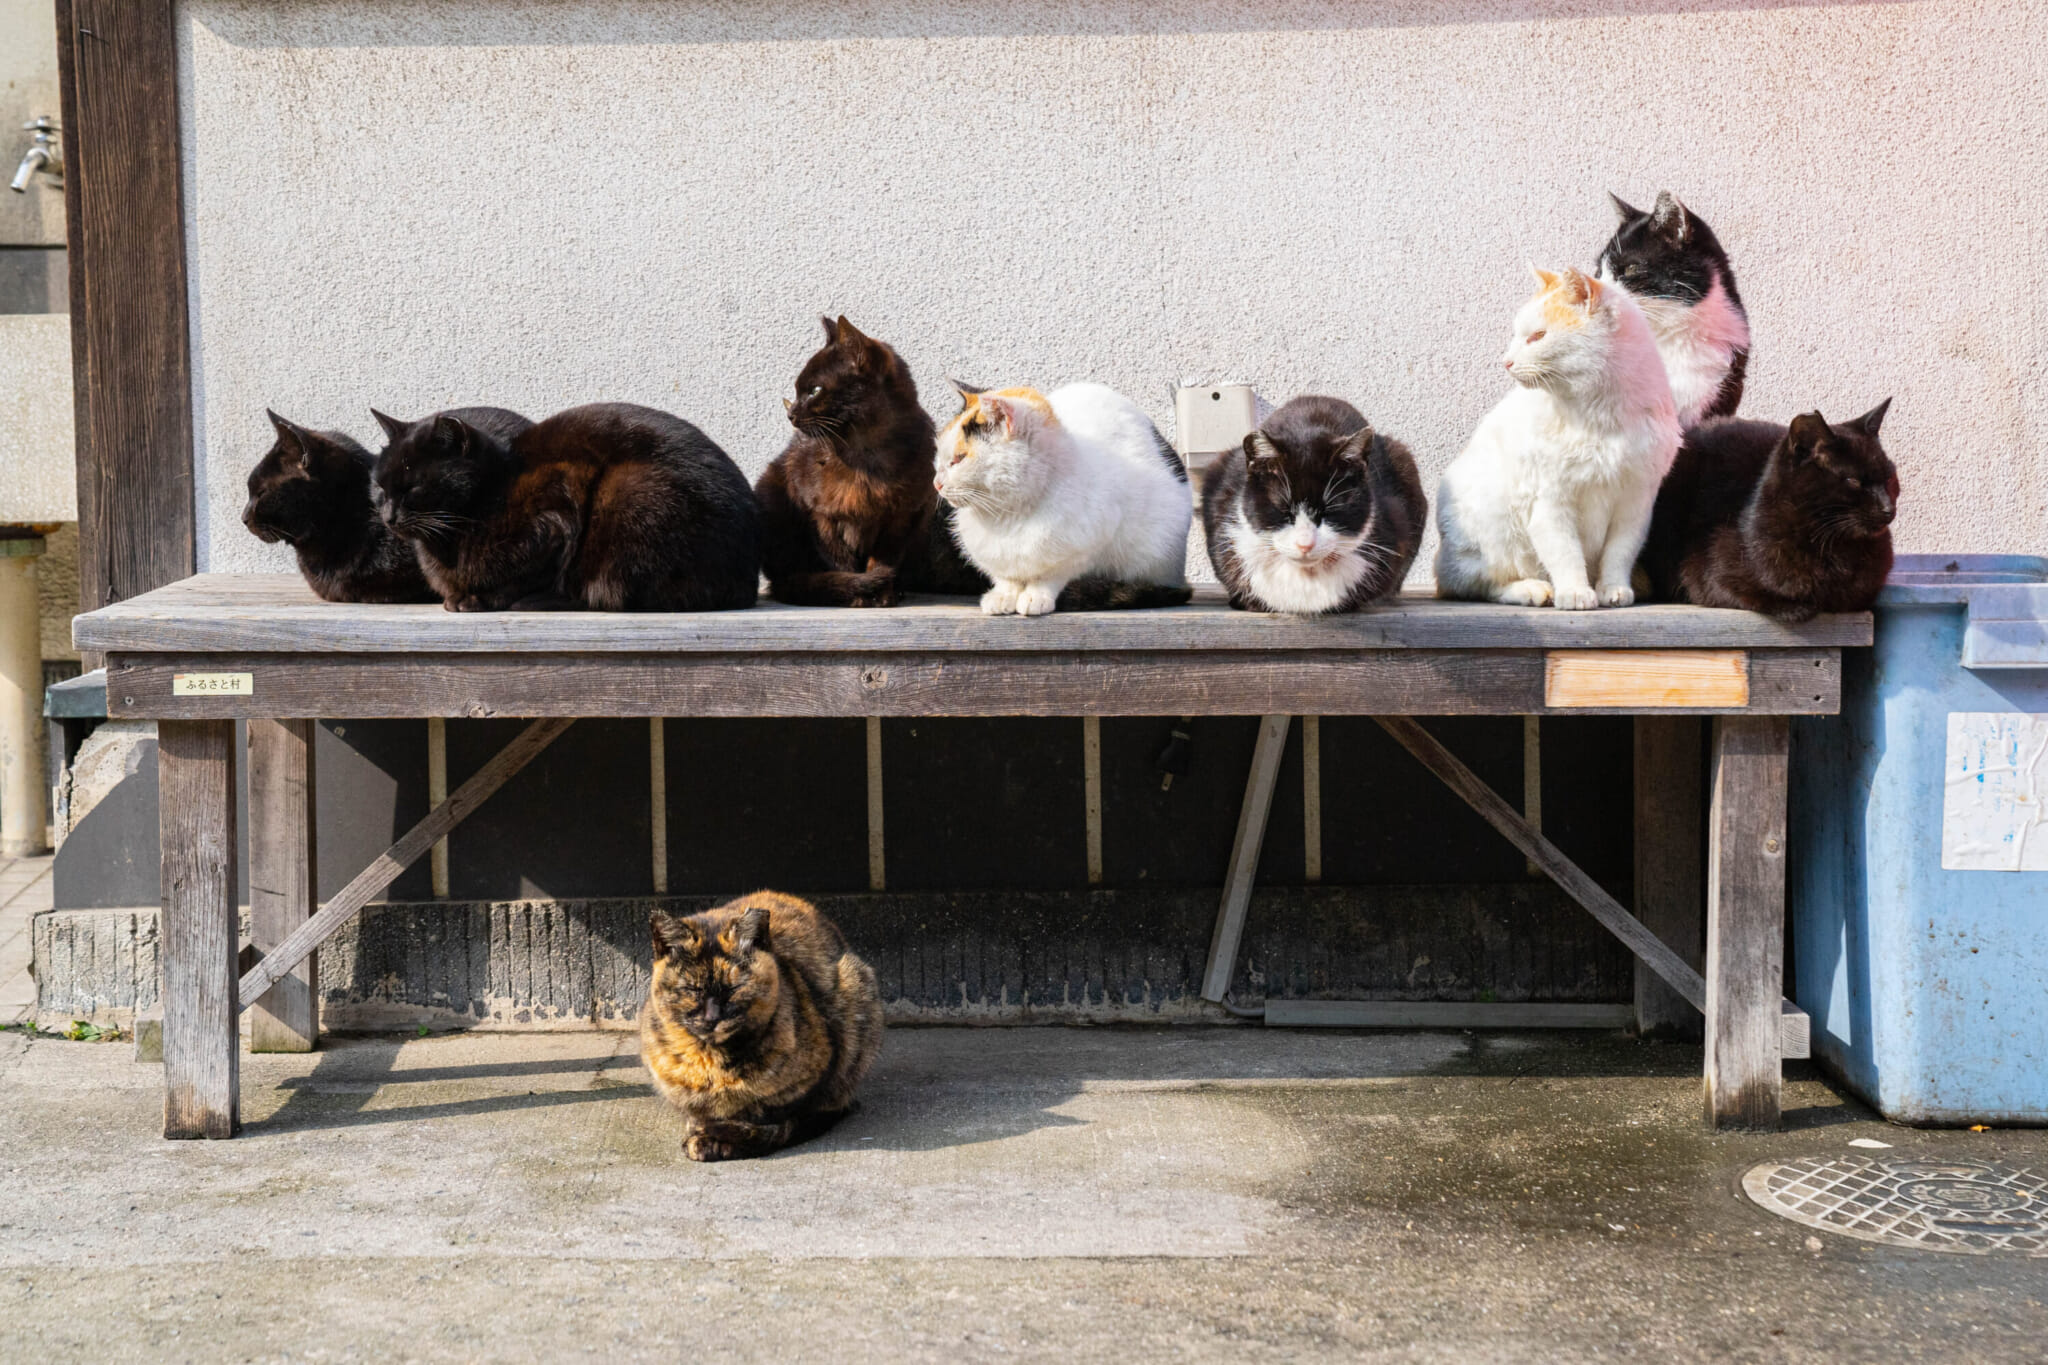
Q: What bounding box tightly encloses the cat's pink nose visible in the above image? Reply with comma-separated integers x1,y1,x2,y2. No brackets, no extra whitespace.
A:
1503,360,1515,371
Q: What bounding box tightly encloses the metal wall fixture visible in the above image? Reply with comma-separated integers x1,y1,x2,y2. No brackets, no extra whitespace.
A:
10,117,62,193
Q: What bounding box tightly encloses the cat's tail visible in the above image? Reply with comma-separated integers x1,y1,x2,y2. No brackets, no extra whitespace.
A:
1056,578,1195,611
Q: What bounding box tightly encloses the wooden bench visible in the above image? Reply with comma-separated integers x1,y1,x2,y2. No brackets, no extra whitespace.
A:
74,574,1870,1139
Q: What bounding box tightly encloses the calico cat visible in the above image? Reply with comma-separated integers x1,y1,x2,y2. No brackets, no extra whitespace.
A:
1435,266,1680,610
1201,395,1427,614
934,382,1193,616
640,891,883,1162
1599,191,1750,429
373,402,759,612
242,411,442,603
1638,402,1897,621
754,315,970,607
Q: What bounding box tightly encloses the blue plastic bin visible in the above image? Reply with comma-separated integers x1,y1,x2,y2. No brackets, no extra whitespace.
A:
1792,554,2048,1124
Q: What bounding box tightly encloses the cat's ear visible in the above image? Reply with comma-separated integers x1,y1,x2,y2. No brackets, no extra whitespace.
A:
820,314,839,343
1246,432,1281,463
1609,191,1643,222
650,910,701,958
267,410,308,470
431,414,471,450
1852,397,1892,439
1530,263,1561,291
371,409,408,443
949,377,987,402
980,394,1018,438
1786,411,1832,460
1649,191,1691,246
834,314,868,346
1580,273,1606,310
1335,427,1374,464
726,904,771,956
1556,268,1598,309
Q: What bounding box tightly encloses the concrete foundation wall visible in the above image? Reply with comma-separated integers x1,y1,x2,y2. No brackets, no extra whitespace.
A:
181,1,2048,579
33,884,1633,1029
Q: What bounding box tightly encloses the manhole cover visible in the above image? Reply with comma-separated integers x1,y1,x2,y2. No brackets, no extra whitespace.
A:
1745,1157,2048,1255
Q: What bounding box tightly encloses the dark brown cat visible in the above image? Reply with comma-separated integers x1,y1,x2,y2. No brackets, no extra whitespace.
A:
640,891,883,1162
242,411,443,603
754,316,982,607
373,402,760,612
1639,401,1897,621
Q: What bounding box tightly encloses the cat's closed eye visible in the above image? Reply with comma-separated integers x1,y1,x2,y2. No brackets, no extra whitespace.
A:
1524,330,1547,345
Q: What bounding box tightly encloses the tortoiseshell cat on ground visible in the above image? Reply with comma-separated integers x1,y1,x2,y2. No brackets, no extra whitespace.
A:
641,891,883,1162
373,401,760,612
1638,401,1897,621
242,409,479,603
754,315,983,607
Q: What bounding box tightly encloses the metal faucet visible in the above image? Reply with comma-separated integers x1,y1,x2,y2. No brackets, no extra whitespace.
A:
10,118,62,193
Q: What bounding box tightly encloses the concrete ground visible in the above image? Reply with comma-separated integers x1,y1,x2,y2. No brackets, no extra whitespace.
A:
0,853,51,1026
3,1023,2044,1362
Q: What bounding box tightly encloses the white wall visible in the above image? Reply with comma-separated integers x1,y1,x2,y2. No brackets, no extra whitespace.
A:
179,1,2048,577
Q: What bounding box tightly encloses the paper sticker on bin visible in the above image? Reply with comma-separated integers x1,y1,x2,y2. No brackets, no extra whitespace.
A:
1792,555,2048,1125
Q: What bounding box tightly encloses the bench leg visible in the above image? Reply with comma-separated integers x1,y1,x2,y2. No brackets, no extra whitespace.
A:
1201,715,1290,1003
1634,718,1704,1039
159,719,240,1139
249,719,318,1052
1704,715,1788,1130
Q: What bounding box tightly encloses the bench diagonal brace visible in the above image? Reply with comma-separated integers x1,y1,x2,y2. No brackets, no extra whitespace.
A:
236,717,576,1008
1373,715,1708,1012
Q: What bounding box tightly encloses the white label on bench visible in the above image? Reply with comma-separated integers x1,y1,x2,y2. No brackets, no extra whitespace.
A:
1943,711,2048,870
172,672,253,697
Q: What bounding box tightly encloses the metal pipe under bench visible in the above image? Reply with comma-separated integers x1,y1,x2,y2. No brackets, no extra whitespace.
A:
75,575,1871,1139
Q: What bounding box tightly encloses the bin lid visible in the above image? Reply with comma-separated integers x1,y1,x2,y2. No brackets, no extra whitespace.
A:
1885,556,2048,669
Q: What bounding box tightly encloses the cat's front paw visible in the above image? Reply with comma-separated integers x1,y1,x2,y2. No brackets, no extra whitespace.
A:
848,570,901,609
980,583,1021,616
1554,585,1600,611
1497,579,1554,607
1014,584,1060,617
684,1132,738,1162
446,594,490,613
1599,583,1636,608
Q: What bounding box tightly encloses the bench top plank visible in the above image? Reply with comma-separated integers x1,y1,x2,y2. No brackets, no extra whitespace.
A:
76,574,1874,654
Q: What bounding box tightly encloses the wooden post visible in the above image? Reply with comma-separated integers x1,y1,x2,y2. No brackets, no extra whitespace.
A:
158,720,239,1139
1201,715,1291,1002
1704,715,1789,1130
247,719,317,1052
55,0,195,660
1634,718,1704,1039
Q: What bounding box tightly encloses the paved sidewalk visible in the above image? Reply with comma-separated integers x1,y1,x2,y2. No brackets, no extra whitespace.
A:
0,854,52,1026
3,1026,2044,1361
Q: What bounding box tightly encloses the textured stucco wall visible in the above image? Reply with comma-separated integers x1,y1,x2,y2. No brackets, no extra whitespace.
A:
180,1,2048,579
0,314,74,522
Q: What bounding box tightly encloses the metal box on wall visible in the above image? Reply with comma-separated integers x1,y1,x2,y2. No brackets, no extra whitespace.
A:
1791,554,2048,1125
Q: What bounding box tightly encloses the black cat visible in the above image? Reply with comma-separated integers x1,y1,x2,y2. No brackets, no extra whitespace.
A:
1639,402,1897,621
1201,396,1426,615
1598,191,1751,428
242,411,444,603
372,402,759,612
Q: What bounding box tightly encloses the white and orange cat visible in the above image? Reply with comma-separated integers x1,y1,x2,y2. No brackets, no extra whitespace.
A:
934,382,1192,615
1435,267,1680,610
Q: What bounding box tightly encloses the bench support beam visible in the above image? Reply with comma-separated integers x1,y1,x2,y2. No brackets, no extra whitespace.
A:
248,719,319,1052
1633,717,1705,1039
1201,715,1291,1002
238,717,575,1009
159,720,239,1139
1704,715,1790,1130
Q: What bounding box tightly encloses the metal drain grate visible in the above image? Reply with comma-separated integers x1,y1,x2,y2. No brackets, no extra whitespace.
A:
1745,1156,2048,1256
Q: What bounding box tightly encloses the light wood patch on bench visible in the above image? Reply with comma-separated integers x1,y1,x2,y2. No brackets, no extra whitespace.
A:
1545,650,1749,710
